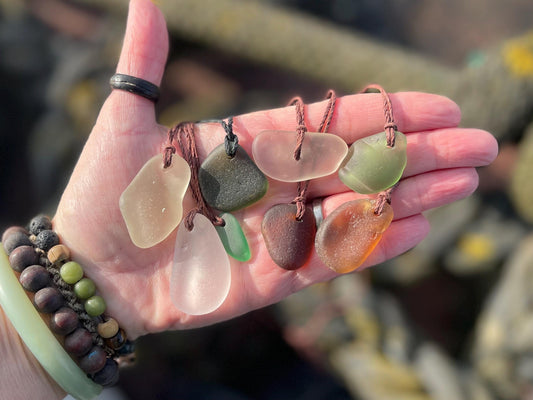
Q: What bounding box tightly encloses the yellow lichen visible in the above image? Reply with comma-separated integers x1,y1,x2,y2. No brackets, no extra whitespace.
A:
457,233,496,263
503,32,533,78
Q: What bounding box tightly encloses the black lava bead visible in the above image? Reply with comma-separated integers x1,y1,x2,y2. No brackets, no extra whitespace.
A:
78,346,107,374
50,307,79,335
92,359,119,387
64,328,93,356
33,230,59,252
9,246,39,272
3,231,32,255
19,265,51,292
28,215,52,235
34,287,63,313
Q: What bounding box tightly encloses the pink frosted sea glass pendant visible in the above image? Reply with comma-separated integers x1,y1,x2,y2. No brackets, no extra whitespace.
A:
252,130,348,182
315,199,393,274
119,154,190,249
171,214,231,315
262,204,316,270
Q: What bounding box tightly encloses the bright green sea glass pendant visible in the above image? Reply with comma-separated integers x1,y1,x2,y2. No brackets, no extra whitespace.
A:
199,144,268,212
338,131,407,194
215,213,251,262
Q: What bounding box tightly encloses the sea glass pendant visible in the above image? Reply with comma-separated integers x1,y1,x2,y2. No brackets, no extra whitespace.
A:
252,130,348,182
338,131,407,194
171,214,231,315
215,213,251,262
262,204,316,270
198,144,268,212
315,199,393,274
119,154,190,248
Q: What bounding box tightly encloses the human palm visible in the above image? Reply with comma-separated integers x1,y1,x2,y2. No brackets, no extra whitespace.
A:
53,0,497,339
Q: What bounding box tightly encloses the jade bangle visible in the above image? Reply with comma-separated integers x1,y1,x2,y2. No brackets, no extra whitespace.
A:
0,244,102,400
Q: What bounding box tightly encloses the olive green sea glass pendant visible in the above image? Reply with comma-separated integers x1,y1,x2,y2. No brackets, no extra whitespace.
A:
262,204,316,270
315,199,393,274
252,130,348,182
215,213,251,262
338,131,407,194
199,144,268,212
119,154,191,248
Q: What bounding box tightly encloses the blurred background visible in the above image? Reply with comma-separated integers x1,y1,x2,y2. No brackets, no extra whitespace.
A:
2,0,533,399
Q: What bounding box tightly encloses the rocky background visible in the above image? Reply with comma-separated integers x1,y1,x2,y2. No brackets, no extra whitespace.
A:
1,0,533,399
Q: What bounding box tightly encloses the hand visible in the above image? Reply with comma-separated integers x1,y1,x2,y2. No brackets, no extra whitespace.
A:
53,0,498,339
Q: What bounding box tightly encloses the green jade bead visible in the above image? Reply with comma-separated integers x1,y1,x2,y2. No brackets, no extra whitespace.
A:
85,295,106,317
60,261,84,284
199,144,268,212
215,213,251,262
339,131,407,194
74,278,96,300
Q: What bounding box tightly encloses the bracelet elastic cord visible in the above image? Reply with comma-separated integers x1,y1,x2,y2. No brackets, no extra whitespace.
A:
0,244,102,400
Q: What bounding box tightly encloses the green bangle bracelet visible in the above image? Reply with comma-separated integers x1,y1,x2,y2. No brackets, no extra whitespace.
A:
0,244,102,400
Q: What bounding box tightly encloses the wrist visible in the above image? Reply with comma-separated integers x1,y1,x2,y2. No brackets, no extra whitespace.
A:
0,306,66,400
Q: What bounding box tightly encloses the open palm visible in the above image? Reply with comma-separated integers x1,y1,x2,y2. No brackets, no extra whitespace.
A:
53,0,497,339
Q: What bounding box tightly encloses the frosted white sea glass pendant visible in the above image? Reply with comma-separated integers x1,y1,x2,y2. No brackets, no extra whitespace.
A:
171,214,231,315
119,154,191,249
252,130,348,182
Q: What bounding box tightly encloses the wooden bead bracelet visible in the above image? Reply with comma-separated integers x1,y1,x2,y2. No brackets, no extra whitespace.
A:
1,215,134,392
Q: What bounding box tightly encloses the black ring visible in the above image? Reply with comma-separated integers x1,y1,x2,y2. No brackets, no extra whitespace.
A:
109,73,160,102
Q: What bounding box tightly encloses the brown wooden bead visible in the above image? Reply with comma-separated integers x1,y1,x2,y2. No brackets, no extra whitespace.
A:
78,346,107,374
19,265,51,292
105,329,127,350
50,307,79,335
9,246,39,272
2,226,28,243
64,328,93,356
93,358,119,386
47,244,70,264
3,230,32,254
261,204,316,270
34,287,63,313
97,318,119,339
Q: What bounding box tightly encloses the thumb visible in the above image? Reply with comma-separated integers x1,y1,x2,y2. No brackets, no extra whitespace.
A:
98,0,169,132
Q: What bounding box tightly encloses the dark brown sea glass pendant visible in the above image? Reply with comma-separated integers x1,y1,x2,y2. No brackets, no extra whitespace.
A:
262,203,316,270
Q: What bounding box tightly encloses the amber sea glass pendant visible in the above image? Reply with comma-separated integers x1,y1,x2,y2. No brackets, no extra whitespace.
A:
119,154,191,248
315,199,393,273
262,204,316,270
171,214,231,315
252,130,348,182
198,144,268,212
338,131,407,194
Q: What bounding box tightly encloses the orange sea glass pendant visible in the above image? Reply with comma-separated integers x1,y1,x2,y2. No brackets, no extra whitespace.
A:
315,199,393,273
171,214,231,315
252,130,348,182
262,204,316,270
119,154,190,248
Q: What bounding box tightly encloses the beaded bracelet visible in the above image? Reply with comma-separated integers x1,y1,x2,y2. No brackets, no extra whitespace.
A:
1,215,135,397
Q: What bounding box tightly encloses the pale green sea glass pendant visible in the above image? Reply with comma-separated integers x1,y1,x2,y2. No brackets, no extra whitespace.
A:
199,144,268,212
338,131,407,194
120,154,190,248
252,130,348,182
215,213,251,262
171,214,231,315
